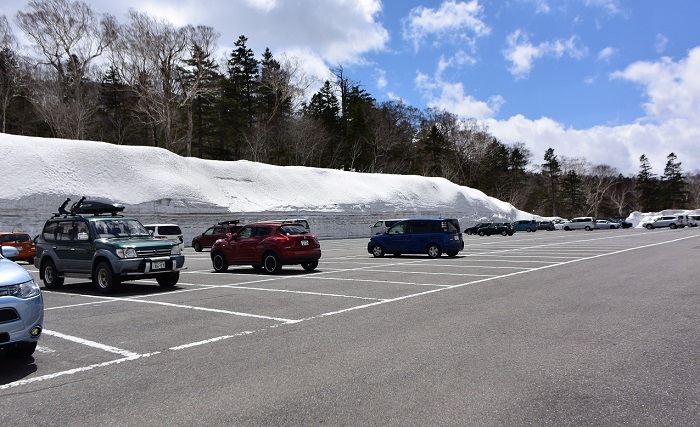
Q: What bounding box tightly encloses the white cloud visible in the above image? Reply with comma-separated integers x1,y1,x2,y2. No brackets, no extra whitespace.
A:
402,0,491,51
503,30,588,78
655,33,669,53
597,46,617,61
611,46,700,122
415,71,503,119
584,0,622,15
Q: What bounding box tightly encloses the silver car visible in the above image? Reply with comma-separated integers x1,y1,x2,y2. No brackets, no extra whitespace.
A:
0,246,44,358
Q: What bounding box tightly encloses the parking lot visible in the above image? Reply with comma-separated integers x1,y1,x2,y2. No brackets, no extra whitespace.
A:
2,227,700,426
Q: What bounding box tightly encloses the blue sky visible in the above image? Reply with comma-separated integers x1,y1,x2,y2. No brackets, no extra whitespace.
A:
2,0,699,176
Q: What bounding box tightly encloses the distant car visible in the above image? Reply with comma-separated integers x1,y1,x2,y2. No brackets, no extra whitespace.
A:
144,224,184,250
595,219,620,229
264,218,311,232
477,222,514,236
688,215,700,227
370,219,405,235
464,222,491,235
642,216,685,229
210,222,321,273
368,218,463,258
511,220,537,232
559,217,597,231
0,232,36,264
610,217,633,228
192,221,242,252
1,245,44,358
536,221,555,231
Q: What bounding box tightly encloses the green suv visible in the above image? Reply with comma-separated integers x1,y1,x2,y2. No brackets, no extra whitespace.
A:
34,198,185,293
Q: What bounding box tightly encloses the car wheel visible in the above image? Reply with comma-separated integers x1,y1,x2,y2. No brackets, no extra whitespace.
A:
478,230,485,236
610,225,616,229
446,251,458,257
193,241,202,252
466,230,472,235
670,223,677,229
501,230,508,236
585,226,591,231
94,262,119,294
263,253,282,274
526,228,532,232
645,224,653,230
212,252,228,272
564,226,571,231
371,244,385,258
42,259,64,289
156,272,179,287
3,341,37,358
301,261,318,271
427,244,441,258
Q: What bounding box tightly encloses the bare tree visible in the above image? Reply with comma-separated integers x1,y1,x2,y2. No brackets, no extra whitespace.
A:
111,9,188,150
0,16,25,133
686,171,700,209
15,0,117,139
583,164,618,217
608,177,634,216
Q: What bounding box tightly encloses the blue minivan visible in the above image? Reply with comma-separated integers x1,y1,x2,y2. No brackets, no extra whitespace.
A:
367,218,463,258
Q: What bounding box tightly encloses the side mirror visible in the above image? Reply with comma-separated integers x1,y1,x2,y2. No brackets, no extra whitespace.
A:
227,232,237,240
1,245,19,260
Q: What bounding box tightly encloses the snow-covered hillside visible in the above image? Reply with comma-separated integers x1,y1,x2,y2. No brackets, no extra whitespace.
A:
0,134,534,241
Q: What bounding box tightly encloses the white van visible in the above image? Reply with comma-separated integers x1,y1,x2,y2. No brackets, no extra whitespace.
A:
370,219,405,235
143,224,184,250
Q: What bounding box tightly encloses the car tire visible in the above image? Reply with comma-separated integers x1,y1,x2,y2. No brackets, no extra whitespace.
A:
501,230,508,236
564,226,571,231
193,241,202,252
645,224,653,230
526,228,532,232
3,341,37,358
478,230,485,236
371,244,385,258
446,251,458,257
301,261,318,271
42,259,64,289
94,262,119,294
466,230,472,235
670,223,677,229
156,272,179,287
585,226,591,231
263,253,282,274
212,252,228,272
427,244,441,258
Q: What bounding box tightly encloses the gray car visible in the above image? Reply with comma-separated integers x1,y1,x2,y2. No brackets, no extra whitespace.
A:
0,246,44,358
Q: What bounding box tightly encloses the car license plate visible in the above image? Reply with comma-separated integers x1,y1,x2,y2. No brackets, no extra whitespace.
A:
152,261,166,270
301,240,309,246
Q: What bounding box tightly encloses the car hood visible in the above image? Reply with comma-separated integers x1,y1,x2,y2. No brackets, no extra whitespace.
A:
0,257,33,286
96,237,174,248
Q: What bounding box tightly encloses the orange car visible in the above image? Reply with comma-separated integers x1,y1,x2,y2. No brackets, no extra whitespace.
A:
0,232,36,263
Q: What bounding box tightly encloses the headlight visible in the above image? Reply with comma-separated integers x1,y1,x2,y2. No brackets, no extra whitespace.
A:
9,279,41,299
171,244,180,255
116,248,138,258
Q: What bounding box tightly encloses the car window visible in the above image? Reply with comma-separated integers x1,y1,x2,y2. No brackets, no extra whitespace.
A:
158,226,182,234
373,221,383,227
388,222,406,235
408,221,431,234
238,227,254,238
278,225,307,235
254,227,272,237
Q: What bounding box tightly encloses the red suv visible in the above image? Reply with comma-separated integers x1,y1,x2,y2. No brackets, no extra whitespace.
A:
210,222,321,274
0,232,36,264
192,221,242,252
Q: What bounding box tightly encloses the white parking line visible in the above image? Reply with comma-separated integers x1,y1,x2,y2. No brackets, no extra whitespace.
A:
42,329,141,358
307,276,450,288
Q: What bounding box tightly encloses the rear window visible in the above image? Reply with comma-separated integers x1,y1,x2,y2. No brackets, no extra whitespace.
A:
1,233,31,242
279,225,308,235
158,226,182,235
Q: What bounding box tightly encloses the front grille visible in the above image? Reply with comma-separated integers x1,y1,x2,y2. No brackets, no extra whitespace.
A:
0,308,20,323
135,248,171,257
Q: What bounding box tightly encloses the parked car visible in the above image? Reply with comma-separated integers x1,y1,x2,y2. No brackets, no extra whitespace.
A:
477,222,514,236
211,222,321,273
594,219,621,229
368,218,463,258
688,215,700,227
511,219,538,232
370,219,405,235
536,221,555,231
264,218,311,232
464,222,491,235
143,223,184,250
192,220,242,252
559,217,597,231
641,216,685,229
1,245,44,358
611,217,633,228
34,197,184,293
0,232,36,264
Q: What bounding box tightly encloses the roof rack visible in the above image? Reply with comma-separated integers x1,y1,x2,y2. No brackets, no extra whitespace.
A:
217,220,240,225
52,196,125,218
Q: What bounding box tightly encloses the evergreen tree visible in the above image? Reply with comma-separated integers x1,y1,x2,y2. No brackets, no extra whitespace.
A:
560,170,584,218
661,152,687,209
99,66,137,145
542,148,561,216
636,154,659,211
223,35,259,159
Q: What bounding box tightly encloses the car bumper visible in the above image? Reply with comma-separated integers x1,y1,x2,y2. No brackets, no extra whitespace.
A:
111,255,186,277
0,294,44,346
279,249,321,265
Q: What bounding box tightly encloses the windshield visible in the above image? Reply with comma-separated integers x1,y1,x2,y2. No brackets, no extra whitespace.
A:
92,219,149,238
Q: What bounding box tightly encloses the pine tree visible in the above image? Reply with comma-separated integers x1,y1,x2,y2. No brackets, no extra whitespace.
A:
542,148,561,216
661,152,688,209
223,35,259,159
636,154,659,211
560,170,584,218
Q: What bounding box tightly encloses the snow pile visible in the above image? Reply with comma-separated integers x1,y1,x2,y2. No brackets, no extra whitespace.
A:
0,134,535,240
